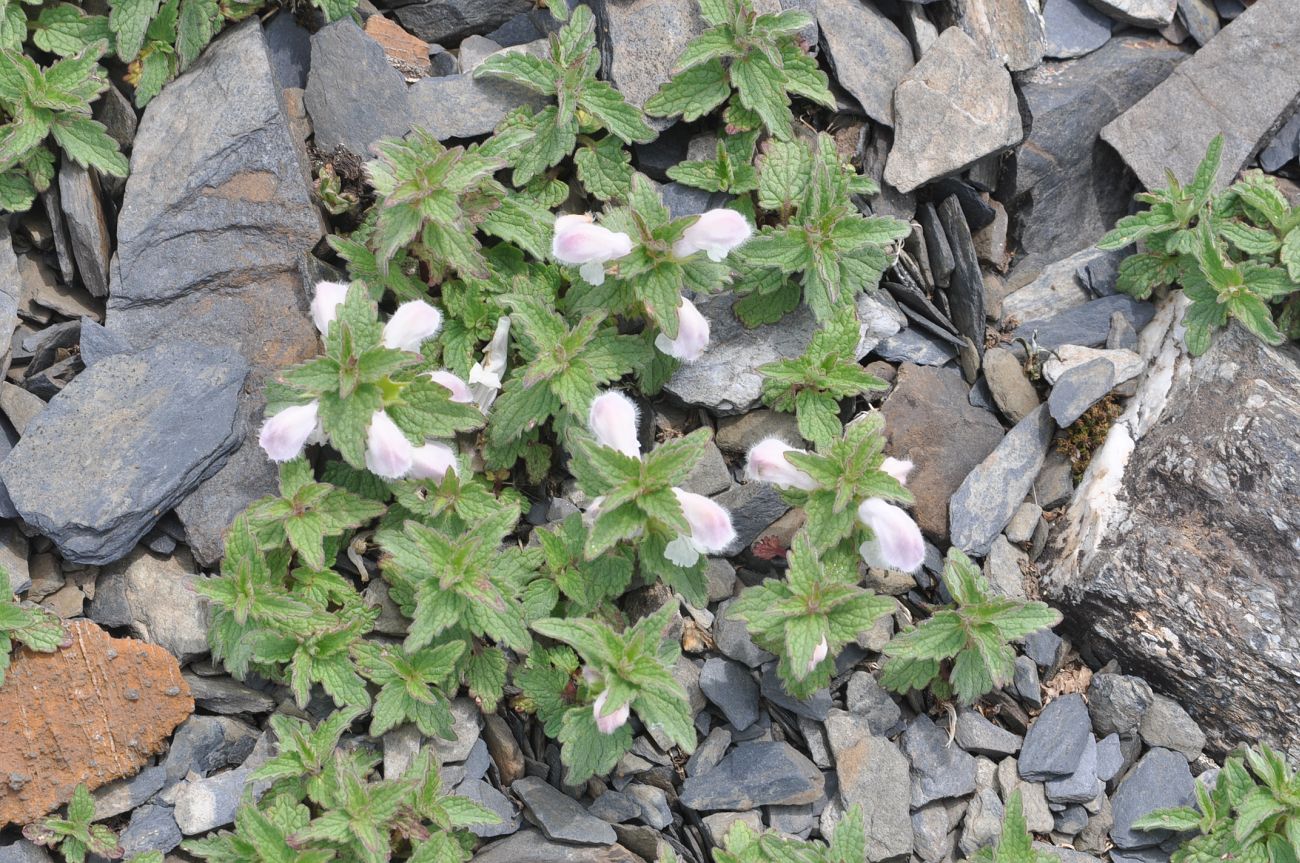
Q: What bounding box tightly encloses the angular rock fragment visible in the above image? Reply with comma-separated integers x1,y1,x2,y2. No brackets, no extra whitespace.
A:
1086,0,1176,27
390,0,532,44
951,0,1046,71
305,19,410,154
1043,0,1113,59
817,0,913,126
826,712,913,862
678,742,823,811
590,0,706,119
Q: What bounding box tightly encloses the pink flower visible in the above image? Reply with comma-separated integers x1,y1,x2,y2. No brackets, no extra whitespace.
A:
552,214,633,286
469,316,511,411
592,689,630,735
408,442,458,482
881,457,914,486
744,438,820,491
673,209,752,262
653,296,710,362
311,281,350,336
857,498,925,573
808,636,828,673
259,401,319,462
667,489,737,566
383,300,443,353
365,410,414,479
588,391,641,458
426,370,473,403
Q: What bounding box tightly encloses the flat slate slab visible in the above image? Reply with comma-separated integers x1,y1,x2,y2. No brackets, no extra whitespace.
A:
0,343,247,564
1101,0,1300,191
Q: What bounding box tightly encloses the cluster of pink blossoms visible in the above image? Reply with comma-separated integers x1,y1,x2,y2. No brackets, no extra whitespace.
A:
551,209,752,364
745,437,926,672
257,282,472,483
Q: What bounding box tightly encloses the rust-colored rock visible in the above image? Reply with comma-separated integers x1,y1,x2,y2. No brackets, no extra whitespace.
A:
0,620,193,826
364,15,432,74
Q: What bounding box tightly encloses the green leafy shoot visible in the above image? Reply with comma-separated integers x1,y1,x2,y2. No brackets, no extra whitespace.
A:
23,784,123,863
737,134,909,323
1134,745,1300,863
0,566,68,685
1098,135,1300,354
881,548,1061,704
185,795,336,863
514,644,582,736
523,512,636,618
249,602,377,710
666,129,760,194
352,639,465,738
251,707,366,803
729,533,892,699
968,791,1058,863
532,603,694,783
246,459,387,570
713,802,869,863
758,307,886,448
475,5,654,188
644,0,833,140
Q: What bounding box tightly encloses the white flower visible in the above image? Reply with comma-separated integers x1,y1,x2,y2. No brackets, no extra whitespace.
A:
857,498,925,573
364,410,414,479
552,213,633,286
673,208,752,262
881,456,914,486
592,689,630,735
744,438,820,491
653,296,710,362
666,488,737,566
311,281,350,336
259,401,319,462
408,442,458,483
383,300,443,353
588,391,641,458
469,316,511,411
808,635,828,673
426,370,473,403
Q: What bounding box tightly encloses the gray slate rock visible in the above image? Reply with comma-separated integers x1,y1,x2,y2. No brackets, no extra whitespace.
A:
57,161,111,297
959,788,1005,856
1044,733,1101,803
1013,295,1155,351
0,842,52,863
1013,656,1042,706
78,317,131,367
1023,628,1065,672
92,81,137,150
903,714,978,808
1259,109,1300,172
92,765,166,820
0,225,23,377
1177,0,1220,44
108,19,323,566
589,790,642,824
759,662,831,721
949,404,1055,556
305,20,409,154
264,11,311,89
1049,357,1116,426
89,547,211,661
951,0,1046,71
846,671,902,735
0,344,246,564
825,712,914,862
1019,694,1092,781
471,829,643,863
939,196,985,359
873,328,958,366
1095,733,1124,782
712,481,789,554
1044,0,1113,58
817,0,913,125
407,56,549,139
1110,748,1195,848
700,657,760,731
120,804,183,856
163,715,260,781
1101,0,1300,192
1139,694,1206,761
955,710,1023,757
458,780,521,838
714,599,776,667
1087,0,1176,26
678,741,824,811
589,0,706,122
884,27,1022,194
183,673,278,714
392,0,531,43
174,764,266,835
1009,37,1187,270
513,777,618,845
1088,673,1154,736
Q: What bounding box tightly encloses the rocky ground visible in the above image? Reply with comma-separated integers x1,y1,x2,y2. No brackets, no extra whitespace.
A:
0,0,1298,861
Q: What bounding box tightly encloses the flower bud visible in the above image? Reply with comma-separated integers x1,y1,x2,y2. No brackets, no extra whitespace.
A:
383,300,443,353
552,214,633,286
673,209,752,262
259,401,319,462
673,488,737,555
408,442,458,483
426,370,473,403
881,457,914,486
653,296,710,362
311,281,349,336
857,498,925,573
744,438,820,491
588,391,641,458
808,635,829,673
592,689,630,735
365,410,415,479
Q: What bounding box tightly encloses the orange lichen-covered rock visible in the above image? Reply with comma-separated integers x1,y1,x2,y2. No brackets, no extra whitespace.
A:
364,15,432,74
0,620,194,826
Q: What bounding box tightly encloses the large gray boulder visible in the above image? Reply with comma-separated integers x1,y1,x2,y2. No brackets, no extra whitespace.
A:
1101,0,1300,192
107,19,324,565
0,344,247,564
1043,299,1300,760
